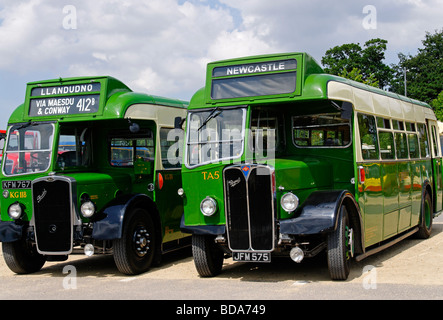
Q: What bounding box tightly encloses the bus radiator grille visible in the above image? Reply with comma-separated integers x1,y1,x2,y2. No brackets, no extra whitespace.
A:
223,165,274,252
32,178,73,254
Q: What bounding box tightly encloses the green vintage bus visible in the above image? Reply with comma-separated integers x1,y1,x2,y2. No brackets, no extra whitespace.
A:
180,53,440,280
0,76,189,275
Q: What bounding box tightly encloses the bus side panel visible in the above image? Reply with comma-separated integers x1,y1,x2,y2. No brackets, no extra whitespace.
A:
381,162,399,239
409,160,422,226
398,161,412,232
155,169,187,243
360,162,383,247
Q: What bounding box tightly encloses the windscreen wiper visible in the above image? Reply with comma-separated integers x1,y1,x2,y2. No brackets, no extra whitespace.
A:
198,107,222,131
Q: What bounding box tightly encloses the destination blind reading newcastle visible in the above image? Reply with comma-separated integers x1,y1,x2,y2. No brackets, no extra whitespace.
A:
29,83,101,116
211,59,297,100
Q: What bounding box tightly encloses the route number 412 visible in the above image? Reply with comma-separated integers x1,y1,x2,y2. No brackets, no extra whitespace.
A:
76,97,96,112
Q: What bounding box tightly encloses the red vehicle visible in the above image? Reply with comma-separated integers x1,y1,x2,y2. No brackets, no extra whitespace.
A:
2,129,43,175
0,130,6,160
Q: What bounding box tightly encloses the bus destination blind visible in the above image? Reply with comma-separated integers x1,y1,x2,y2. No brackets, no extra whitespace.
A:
29,83,101,116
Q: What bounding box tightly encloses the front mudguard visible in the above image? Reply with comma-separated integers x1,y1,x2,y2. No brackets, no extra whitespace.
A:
0,221,24,243
179,215,226,235
279,190,359,235
92,194,155,240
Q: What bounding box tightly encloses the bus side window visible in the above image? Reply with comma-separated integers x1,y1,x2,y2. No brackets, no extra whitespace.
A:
418,123,430,158
110,131,154,167
431,125,440,157
395,132,408,159
379,131,395,160
408,133,419,158
357,113,379,160
160,127,182,169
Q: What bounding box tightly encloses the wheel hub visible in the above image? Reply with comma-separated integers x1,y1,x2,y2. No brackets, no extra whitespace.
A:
133,227,150,257
345,226,354,259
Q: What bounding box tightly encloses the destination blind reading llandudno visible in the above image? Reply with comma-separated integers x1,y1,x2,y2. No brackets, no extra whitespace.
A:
29,83,101,116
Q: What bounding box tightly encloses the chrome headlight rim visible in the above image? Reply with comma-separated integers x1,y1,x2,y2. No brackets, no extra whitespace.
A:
80,200,96,218
200,197,217,217
8,202,23,220
280,192,299,213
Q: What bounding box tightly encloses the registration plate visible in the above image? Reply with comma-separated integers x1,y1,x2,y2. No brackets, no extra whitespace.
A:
232,252,271,263
2,180,32,189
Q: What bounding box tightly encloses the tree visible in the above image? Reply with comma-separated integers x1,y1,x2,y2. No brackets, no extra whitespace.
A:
338,67,379,88
391,29,443,104
321,38,393,89
431,90,443,121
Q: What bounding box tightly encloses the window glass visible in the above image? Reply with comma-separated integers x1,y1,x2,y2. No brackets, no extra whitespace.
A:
3,123,54,176
293,113,351,147
379,131,395,159
431,125,439,157
57,127,92,170
391,120,405,131
211,72,296,99
377,117,390,129
357,113,379,160
417,123,430,158
110,131,154,167
186,108,245,166
250,109,282,153
160,128,182,169
408,133,419,158
395,132,408,159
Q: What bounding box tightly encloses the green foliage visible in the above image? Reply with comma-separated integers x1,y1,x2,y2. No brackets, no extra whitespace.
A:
321,38,392,89
390,29,443,104
338,67,379,88
431,90,443,121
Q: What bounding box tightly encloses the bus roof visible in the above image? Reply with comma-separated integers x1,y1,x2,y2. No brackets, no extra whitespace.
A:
189,52,431,113
8,76,188,124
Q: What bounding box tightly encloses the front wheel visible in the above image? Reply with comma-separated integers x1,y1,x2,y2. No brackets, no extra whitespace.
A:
113,208,156,275
192,234,224,277
327,206,353,281
2,240,46,274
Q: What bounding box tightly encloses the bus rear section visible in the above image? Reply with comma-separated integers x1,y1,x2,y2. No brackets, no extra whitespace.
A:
180,52,438,280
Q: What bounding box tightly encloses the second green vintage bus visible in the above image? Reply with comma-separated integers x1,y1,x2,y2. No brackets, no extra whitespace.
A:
0,76,189,275
180,52,439,280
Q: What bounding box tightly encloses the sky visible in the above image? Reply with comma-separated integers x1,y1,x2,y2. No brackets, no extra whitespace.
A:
0,0,442,130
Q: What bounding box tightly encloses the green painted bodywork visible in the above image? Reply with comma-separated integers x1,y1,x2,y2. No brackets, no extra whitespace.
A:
182,52,438,250
1,76,189,243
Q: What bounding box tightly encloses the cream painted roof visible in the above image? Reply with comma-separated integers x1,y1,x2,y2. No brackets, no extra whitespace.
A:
327,81,436,122
124,103,187,127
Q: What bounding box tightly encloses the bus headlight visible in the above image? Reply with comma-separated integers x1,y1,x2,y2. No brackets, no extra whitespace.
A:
8,202,23,220
281,193,299,212
81,201,95,218
200,197,217,216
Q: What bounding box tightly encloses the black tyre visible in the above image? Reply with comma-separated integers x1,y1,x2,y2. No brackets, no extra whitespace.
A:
416,192,433,239
2,240,46,274
113,208,156,275
192,234,224,277
327,206,353,281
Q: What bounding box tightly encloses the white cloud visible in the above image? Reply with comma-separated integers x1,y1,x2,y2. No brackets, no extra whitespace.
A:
0,0,237,97
0,0,441,129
